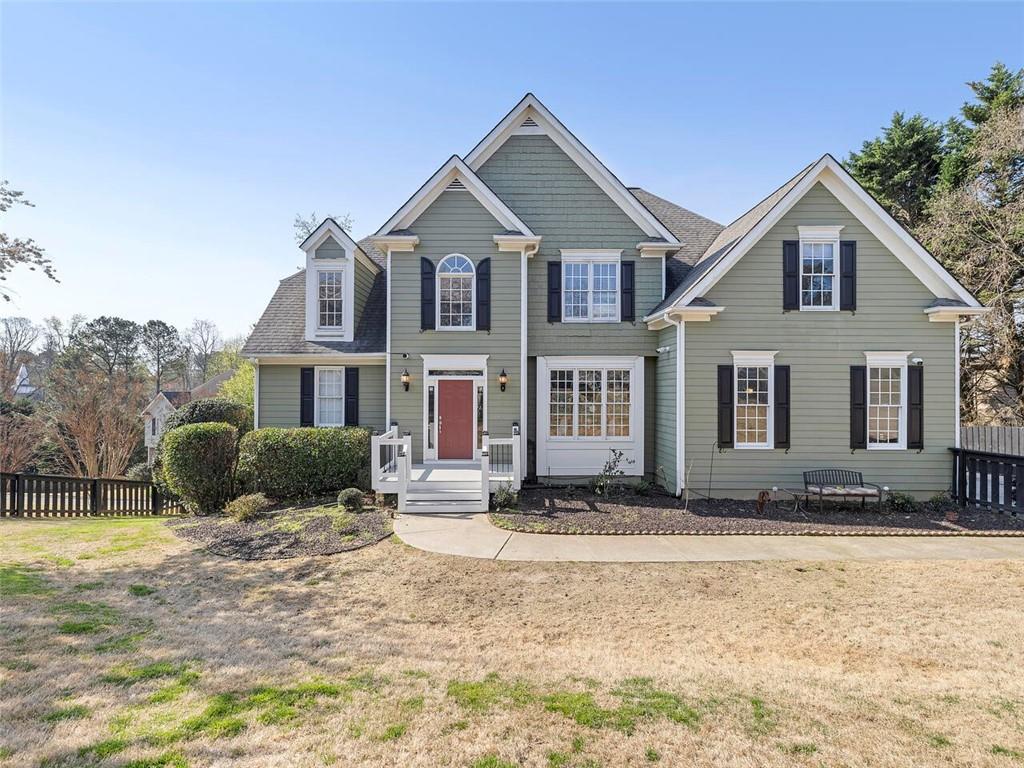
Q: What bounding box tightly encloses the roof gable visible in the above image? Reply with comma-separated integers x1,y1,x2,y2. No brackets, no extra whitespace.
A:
465,94,679,244
300,217,361,254
374,155,534,237
648,154,980,319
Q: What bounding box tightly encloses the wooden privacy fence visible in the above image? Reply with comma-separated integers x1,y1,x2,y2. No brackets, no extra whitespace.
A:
950,448,1023,515
960,426,1024,457
0,473,184,518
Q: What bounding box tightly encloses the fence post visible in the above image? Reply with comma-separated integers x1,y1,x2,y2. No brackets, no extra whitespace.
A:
13,474,23,517
152,484,161,515
90,478,101,515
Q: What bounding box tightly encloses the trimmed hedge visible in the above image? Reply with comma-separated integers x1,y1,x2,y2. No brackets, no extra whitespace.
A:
163,397,253,439
162,422,238,514
237,427,371,500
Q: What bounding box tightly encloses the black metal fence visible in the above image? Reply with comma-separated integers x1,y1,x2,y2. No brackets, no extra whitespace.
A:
0,473,184,518
950,448,1023,515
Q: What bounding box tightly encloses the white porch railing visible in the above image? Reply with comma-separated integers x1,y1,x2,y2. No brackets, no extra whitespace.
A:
485,423,522,492
371,425,410,493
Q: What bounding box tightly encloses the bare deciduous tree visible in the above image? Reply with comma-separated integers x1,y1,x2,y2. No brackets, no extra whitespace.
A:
0,181,57,301
0,316,39,393
0,410,43,472
293,211,354,244
185,319,221,384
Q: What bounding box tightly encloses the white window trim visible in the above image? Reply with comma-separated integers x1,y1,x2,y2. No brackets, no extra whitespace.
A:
797,225,843,312
315,268,346,331
313,366,346,427
864,351,910,451
436,253,476,332
304,240,355,343
560,249,621,324
546,365,633,442
731,350,778,450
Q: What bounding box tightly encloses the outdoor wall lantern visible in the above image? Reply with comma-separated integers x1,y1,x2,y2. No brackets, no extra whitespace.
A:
401,369,411,391
498,369,508,392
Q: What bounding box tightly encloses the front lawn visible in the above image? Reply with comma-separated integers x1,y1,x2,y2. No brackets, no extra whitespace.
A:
491,488,1024,535
2,516,1023,767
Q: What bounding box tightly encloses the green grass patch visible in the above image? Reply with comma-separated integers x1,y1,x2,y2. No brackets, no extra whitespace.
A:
748,696,775,734
992,745,1024,759
43,554,75,568
447,673,534,712
0,747,13,759
43,704,90,723
123,752,189,768
51,600,121,634
95,631,149,654
78,737,130,759
0,564,50,596
102,661,196,687
780,742,818,755
402,669,430,679
472,756,519,768
129,584,158,597
1,657,37,672
74,581,105,591
376,722,407,741
547,752,569,768
544,678,700,735
929,733,952,748
645,747,661,762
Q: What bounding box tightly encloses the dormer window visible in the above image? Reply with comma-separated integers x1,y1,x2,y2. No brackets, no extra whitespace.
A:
317,270,344,329
798,226,843,311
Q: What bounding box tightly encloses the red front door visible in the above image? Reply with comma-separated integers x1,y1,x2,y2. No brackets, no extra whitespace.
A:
438,379,474,460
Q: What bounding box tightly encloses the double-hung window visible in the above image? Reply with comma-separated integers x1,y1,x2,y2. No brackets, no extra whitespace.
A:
315,367,345,427
437,254,475,330
317,270,345,329
548,366,631,439
864,352,908,449
561,250,620,322
798,226,842,311
732,351,776,449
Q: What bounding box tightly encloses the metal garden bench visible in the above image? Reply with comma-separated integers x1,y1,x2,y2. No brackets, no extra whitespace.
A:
800,469,884,512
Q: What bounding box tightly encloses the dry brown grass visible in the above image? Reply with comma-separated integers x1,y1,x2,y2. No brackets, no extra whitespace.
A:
1,516,1023,768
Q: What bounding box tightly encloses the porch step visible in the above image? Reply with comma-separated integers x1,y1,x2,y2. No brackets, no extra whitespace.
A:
408,480,481,492
403,499,486,514
406,490,483,502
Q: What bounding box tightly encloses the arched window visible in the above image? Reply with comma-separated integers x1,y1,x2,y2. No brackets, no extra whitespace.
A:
437,254,475,329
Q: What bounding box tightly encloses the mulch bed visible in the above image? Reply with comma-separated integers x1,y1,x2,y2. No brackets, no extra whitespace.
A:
490,488,1024,536
167,499,392,560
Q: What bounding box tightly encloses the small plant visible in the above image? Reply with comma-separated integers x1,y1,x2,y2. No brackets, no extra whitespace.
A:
337,488,364,512
224,492,272,522
492,483,518,511
634,477,655,497
887,491,918,515
590,449,634,496
128,584,157,597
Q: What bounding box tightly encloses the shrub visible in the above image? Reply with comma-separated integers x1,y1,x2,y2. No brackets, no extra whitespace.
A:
491,483,518,511
887,491,918,515
163,397,253,439
225,492,272,522
590,449,634,496
162,423,238,514
237,427,371,500
125,462,152,482
337,488,364,512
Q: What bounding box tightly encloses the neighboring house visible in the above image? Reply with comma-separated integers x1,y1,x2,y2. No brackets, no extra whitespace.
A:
243,94,987,508
11,364,43,402
141,371,233,463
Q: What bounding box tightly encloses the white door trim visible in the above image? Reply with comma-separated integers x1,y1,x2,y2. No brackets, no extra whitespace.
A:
421,354,489,462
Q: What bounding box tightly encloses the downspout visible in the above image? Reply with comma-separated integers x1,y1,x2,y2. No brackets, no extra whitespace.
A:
954,319,961,449
663,312,684,497
385,247,393,427
519,245,533,480
252,358,260,429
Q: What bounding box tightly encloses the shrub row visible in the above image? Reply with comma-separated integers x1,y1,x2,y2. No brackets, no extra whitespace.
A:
236,427,371,499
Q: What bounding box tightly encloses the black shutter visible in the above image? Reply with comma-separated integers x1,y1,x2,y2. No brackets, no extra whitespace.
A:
420,257,435,331
908,365,924,450
717,365,734,448
621,261,635,322
300,367,315,427
850,366,867,449
783,240,800,310
547,261,561,322
774,365,791,449
344,367,359,426
840,241,857,311
476,257,491,331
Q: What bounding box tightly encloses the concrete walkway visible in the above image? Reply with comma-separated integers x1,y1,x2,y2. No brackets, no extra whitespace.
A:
394,513,1024,562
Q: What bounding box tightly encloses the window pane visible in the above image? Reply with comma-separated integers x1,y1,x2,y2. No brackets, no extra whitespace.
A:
735,366,769,446
563,263,589,319
439,274,473,328
606,369,630,437
549,370,574,437
799,242,835,307
318,271,344,327
591,262,618,320
318,369,344,425
578,370,603,437
868,366,902,445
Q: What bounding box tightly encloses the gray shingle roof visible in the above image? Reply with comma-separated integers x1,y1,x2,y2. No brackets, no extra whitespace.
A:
647,161,818,316
927,297,969,308
242,252,386,357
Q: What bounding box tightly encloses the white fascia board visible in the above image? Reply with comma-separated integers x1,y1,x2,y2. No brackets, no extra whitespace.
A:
367,235,419,252
645,306,724,329
254,354,386,366
637,242,678,258
140,392,171,417
667,155,980,310
494,234,542,255
374,155,534,237
925,305,990,322
464,94,680,244
300,218,361,254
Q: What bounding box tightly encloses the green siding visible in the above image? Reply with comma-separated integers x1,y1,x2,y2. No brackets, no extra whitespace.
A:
476,134,662,357
257,364,386,431
389,190,522,463
314,236,344,259
654,326,678,492
684,182,956,498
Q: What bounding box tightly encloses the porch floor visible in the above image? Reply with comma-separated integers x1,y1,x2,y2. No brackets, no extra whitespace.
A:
376,463,516,491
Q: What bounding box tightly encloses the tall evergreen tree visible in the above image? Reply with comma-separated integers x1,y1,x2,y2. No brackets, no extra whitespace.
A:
845,112,945,228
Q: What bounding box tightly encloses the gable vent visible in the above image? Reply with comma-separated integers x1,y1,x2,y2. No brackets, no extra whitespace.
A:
521,116,539,128
445,178,467,191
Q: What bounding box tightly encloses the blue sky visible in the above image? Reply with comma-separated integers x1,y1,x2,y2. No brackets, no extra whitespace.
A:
2,2,1021,340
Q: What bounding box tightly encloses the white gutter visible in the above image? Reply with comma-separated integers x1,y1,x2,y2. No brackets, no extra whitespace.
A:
663,315,685,497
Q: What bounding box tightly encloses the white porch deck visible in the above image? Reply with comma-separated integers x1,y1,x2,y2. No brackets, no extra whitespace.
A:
375,463,517,492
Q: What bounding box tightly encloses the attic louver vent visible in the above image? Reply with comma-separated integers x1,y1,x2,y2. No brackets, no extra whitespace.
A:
446,178,467,191
521,116,538,128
